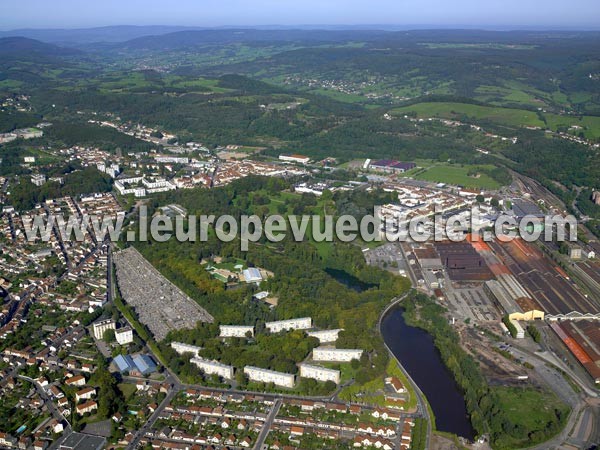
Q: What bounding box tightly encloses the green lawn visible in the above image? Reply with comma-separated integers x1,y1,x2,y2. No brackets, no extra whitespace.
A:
491,386,570,450
413,164,501,189
118,382,137,400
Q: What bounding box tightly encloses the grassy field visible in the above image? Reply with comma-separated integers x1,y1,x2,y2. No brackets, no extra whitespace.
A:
393,101,600,140
413,163,501,189
393,102,543,128
491,386,570,450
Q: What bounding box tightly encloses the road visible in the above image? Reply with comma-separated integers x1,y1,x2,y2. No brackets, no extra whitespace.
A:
126,385,179,450
253,397,282,450
18,374,74,450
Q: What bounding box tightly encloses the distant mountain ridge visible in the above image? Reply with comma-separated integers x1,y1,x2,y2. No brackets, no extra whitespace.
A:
0,37,82,57
0,25,206,45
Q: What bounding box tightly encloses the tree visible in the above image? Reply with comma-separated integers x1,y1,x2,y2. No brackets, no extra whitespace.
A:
103,329,116,343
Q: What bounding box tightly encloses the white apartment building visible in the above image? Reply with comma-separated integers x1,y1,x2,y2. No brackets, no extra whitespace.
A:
170,341,202,356
92,319,116,340
312,347,363,362
219,325,255,338
114,177,145,197
155,156,189,164
142,177,176,193
243,366,295,388
31,174,46,186
265,317,312,333
115,327,134,345
191,357,234,380
307,329,343,343
299,363,340,384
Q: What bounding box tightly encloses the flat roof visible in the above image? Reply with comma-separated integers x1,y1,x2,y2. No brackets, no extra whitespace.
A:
59,432,106,450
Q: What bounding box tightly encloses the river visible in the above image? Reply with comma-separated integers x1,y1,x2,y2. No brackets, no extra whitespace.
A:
381,306,475,440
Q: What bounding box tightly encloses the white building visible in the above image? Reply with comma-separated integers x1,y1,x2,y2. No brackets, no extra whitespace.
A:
92,319,116,340
299,363,340,384
243,366,295,388
219,325,255,338
114,176,145,197
142,177,176,193
279,154,310,164
307,329,343,343
115,327,134,345
312,347,363,362
510,320,525,339
242,268,262,284
31,174,46,186
75,387,96,402
265,317,312,333
191,357,234,379
155,156,189,164
171,341,202,356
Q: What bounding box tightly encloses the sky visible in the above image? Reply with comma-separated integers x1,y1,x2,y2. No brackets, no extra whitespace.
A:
1,0,599,31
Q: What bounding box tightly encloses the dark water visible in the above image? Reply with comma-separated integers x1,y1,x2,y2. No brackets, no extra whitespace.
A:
381,307,475,440
325,268,375,292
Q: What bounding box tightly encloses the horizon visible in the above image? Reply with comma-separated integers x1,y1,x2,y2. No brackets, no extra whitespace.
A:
1,0,600,32
3,23,600,33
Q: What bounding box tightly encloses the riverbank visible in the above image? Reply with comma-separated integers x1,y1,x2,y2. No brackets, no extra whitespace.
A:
381,301,475,439
397,292,571,449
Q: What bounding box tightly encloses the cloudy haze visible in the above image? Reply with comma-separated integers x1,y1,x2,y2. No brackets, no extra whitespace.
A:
1,0,599,31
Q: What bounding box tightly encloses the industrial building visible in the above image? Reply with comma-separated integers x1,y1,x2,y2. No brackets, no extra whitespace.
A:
551,321,600,384
265,317,312,333
113,354,157,376
299,363,340,384
413,247,443,270
170,341,202,356
369,159,417,173
484,275,545,321
219,325,255,338
243,366,295,388
307,329,343,343
435,240,493,281
312,347,363,362
191,357,234,380
58,432,106,450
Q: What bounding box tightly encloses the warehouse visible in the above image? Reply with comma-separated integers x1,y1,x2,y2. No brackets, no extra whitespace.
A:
370,159,416,173
551,321,600,384
413,247,443,270
435,240,493,281
484,276,545,321
113,354,157,376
